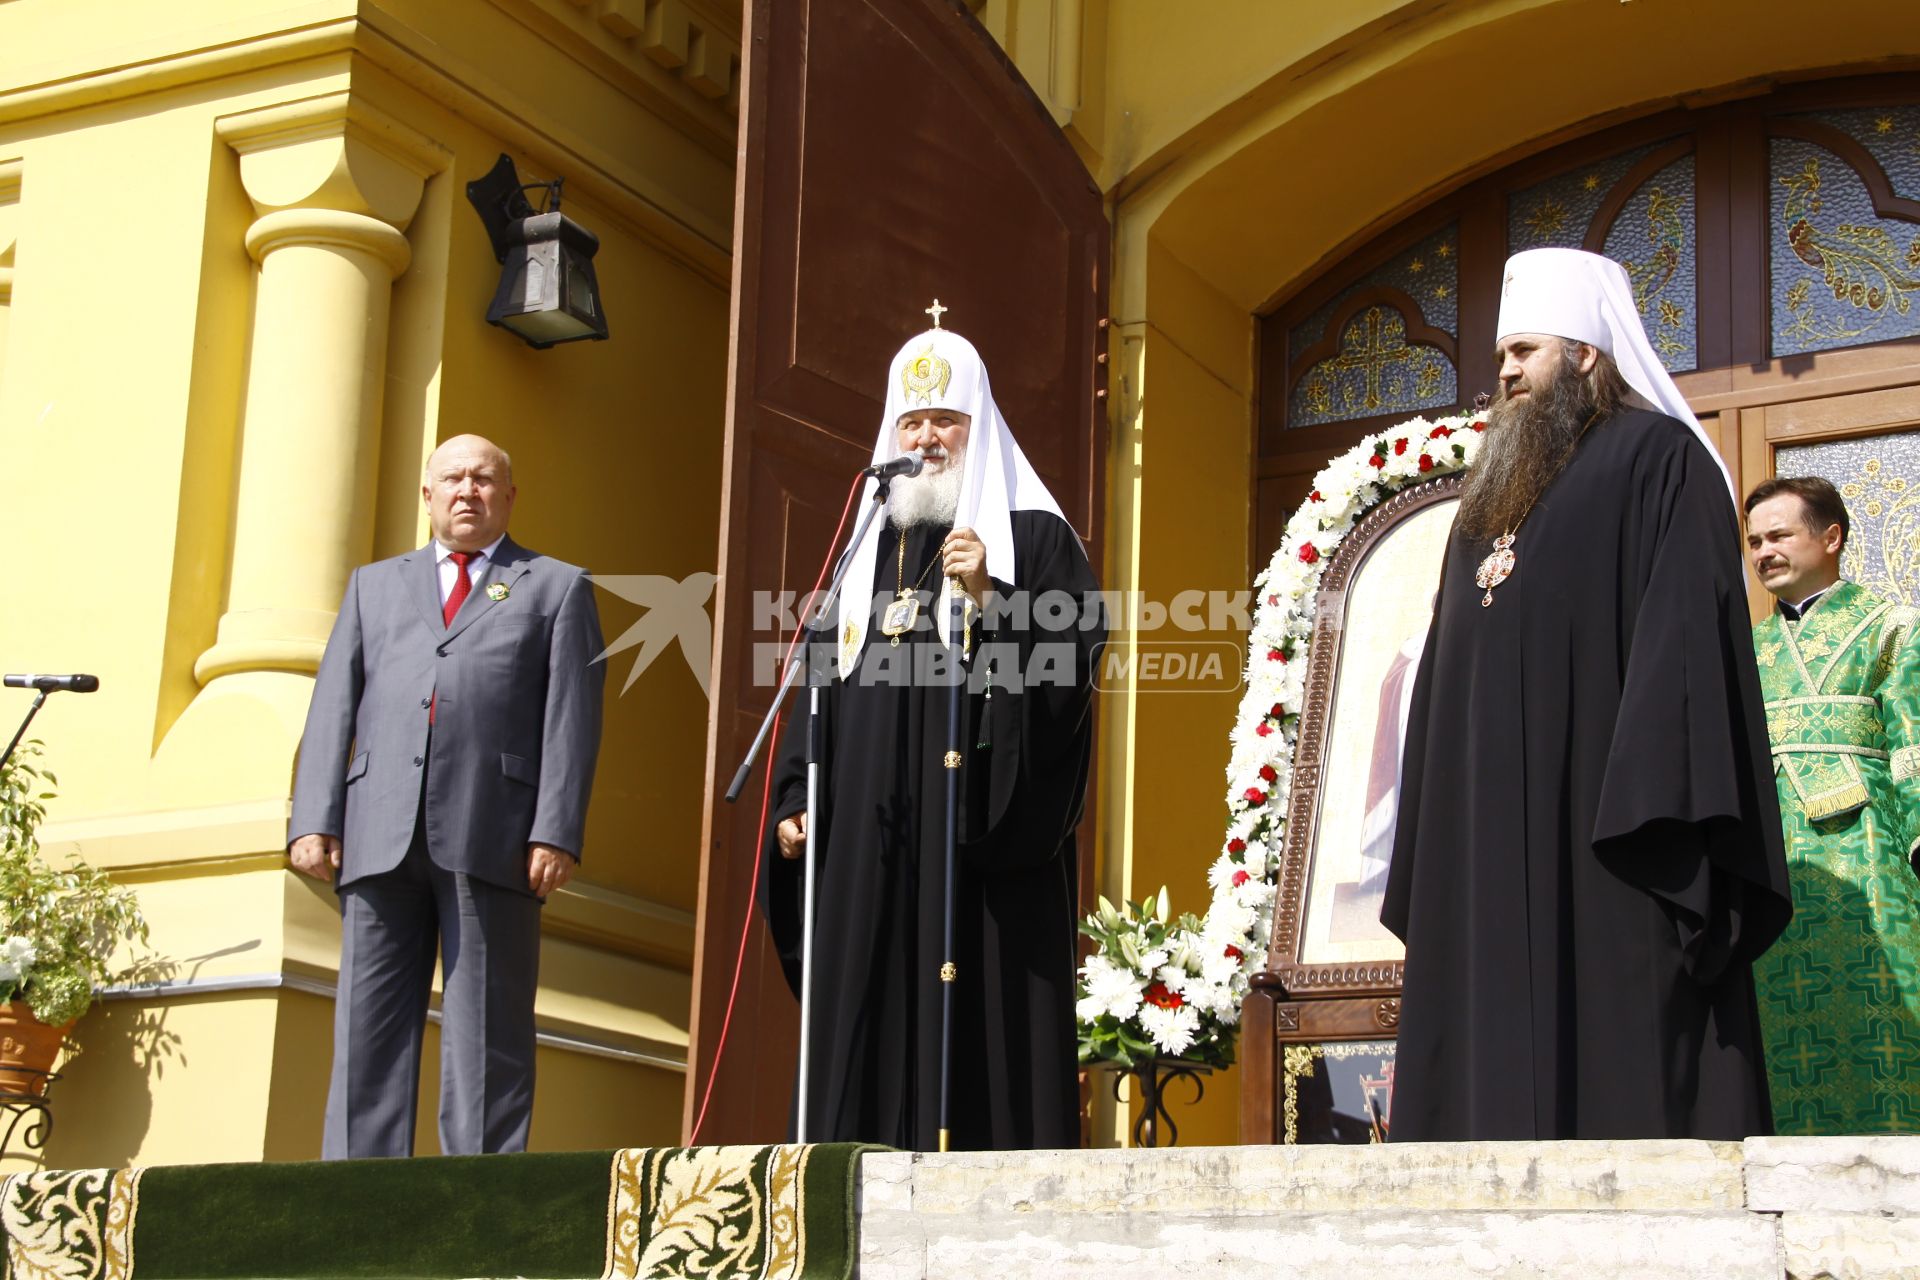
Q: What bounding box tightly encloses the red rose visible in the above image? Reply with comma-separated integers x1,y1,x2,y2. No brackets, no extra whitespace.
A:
1259,764,1278,783
1429,425,1453,439
1144,981,1184,1010
1227,838,1247,855
1255,722,1272,737
1270,704,1283,718
1244,787,1267,805
1418,454,1434,472
1368,454,1387,469
1299,543,1319,564
1309,490,1323,503
1231,869,1251,888
1393,438,1408,456
1471,421,1485,433
1267,648,1285,662
1224,945,1244,961
1266,593,1280,606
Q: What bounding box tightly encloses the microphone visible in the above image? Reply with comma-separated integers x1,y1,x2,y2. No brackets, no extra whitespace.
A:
865,449,926,480
4,674,100,693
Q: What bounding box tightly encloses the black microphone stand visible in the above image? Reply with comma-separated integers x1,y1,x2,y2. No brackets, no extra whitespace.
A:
726,468,900,1143
0,692,49,774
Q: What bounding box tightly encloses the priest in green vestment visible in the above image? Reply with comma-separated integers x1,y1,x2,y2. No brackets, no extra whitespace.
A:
1746,474,1920,1134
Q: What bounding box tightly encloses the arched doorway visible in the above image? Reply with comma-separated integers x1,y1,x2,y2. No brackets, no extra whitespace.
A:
1255,74,1920,615
1103,46,1920,1145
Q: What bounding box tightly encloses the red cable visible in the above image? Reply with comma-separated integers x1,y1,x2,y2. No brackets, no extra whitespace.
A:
689,470,868,1145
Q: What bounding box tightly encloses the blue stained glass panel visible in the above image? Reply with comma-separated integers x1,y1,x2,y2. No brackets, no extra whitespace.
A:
1508,143,1660,255
1288,305,1457,429
1287,225,1458,430
1770,112,1920,358
1601,155,1698,373
1792,106,1920,201
1509,143,1697,374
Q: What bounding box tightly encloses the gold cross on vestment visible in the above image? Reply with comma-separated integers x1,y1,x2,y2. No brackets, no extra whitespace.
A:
1859,955,1901,1003
926,298,948,328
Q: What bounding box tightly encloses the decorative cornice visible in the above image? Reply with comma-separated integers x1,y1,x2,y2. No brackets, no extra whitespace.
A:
0,20,358,130
215,90,450,179
0,13,733,285
216,91,447,228
557,0,740,111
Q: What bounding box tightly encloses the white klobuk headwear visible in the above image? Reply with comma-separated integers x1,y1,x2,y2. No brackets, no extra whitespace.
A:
835,327,1066,673
1496,247,1732,496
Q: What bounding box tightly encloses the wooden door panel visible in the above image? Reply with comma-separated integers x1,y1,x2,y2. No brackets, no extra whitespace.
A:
689,0,1108,1143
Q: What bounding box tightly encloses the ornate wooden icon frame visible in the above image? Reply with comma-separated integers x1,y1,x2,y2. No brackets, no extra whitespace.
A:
1240,473,1462,1143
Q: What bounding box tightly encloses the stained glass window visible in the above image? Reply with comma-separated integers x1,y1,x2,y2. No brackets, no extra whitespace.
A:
1287,225,1458,429
1770,106,1920,358
1509,142,1698,373
1774,429,1920,609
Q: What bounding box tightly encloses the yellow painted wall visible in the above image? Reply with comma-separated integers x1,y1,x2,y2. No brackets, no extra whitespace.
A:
0,0,734,1170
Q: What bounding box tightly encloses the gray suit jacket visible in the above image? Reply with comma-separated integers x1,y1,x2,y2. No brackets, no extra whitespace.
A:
290,536,606,892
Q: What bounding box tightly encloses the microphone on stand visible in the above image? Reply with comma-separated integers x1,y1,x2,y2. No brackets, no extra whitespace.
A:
4,674,100,693
2,674,101,771
864,449,926,480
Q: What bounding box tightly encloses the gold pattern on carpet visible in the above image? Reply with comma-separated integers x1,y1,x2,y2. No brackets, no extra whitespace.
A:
0,1168,142,1280
603,1145,814,1280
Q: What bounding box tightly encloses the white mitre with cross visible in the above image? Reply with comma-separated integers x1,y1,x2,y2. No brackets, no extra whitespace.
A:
1497,247,1732,496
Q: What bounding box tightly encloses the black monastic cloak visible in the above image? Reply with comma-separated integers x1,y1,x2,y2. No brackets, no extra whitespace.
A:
763,509,1103,1150
1382,408,1793,1140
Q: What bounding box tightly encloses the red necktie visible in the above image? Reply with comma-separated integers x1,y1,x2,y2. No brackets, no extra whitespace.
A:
443,551,475,626
431,551,476,724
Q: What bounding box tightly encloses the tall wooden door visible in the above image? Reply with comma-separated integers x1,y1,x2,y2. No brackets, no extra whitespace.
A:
685,0,1109,1143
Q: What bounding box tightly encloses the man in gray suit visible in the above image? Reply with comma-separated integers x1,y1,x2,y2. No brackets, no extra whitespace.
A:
289,434,605,1158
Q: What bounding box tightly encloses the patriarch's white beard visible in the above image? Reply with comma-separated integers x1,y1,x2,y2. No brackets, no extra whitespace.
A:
889,448,965,527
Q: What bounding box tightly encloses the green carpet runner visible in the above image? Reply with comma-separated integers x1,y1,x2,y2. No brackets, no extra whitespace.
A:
0,1144,875,1279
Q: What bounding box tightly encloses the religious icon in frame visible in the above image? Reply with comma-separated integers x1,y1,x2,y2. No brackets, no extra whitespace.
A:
1292,493,1458,969
1241,475,1461,1145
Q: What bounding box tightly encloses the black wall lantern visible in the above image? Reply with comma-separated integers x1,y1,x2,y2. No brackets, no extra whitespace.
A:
465,154,609,349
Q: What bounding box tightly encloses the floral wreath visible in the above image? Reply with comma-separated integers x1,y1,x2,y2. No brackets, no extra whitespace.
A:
1077,409,1487,1069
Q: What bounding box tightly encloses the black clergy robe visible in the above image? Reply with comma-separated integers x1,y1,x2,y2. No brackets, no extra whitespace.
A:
1382,408,1792,1141
763,509,1103,1150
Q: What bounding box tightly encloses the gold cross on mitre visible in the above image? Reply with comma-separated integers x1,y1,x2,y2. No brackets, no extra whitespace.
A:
925,298,948,329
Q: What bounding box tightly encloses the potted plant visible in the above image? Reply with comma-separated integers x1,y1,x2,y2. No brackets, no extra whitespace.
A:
0,741,149,1096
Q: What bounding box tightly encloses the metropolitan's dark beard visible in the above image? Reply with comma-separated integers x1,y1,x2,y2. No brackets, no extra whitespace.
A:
1456,364,1599,541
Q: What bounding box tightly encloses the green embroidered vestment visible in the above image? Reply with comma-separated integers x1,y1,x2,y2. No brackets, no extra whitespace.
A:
1753,579,1920,1134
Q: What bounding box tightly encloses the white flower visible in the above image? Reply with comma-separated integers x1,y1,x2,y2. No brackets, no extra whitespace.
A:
1139,1002,1201,1057
0,936,36,981
1078,953,1145,1022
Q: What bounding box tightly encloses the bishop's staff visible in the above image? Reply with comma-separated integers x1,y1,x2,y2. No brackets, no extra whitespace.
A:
938,576,972,1154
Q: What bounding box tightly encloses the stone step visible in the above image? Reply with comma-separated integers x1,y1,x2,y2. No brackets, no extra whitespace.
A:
855,1137,1920,1280
864,1209,1778,1280
872,1140,1746,1215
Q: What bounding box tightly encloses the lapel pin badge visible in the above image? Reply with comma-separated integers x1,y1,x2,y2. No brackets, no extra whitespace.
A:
486,582,510,602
